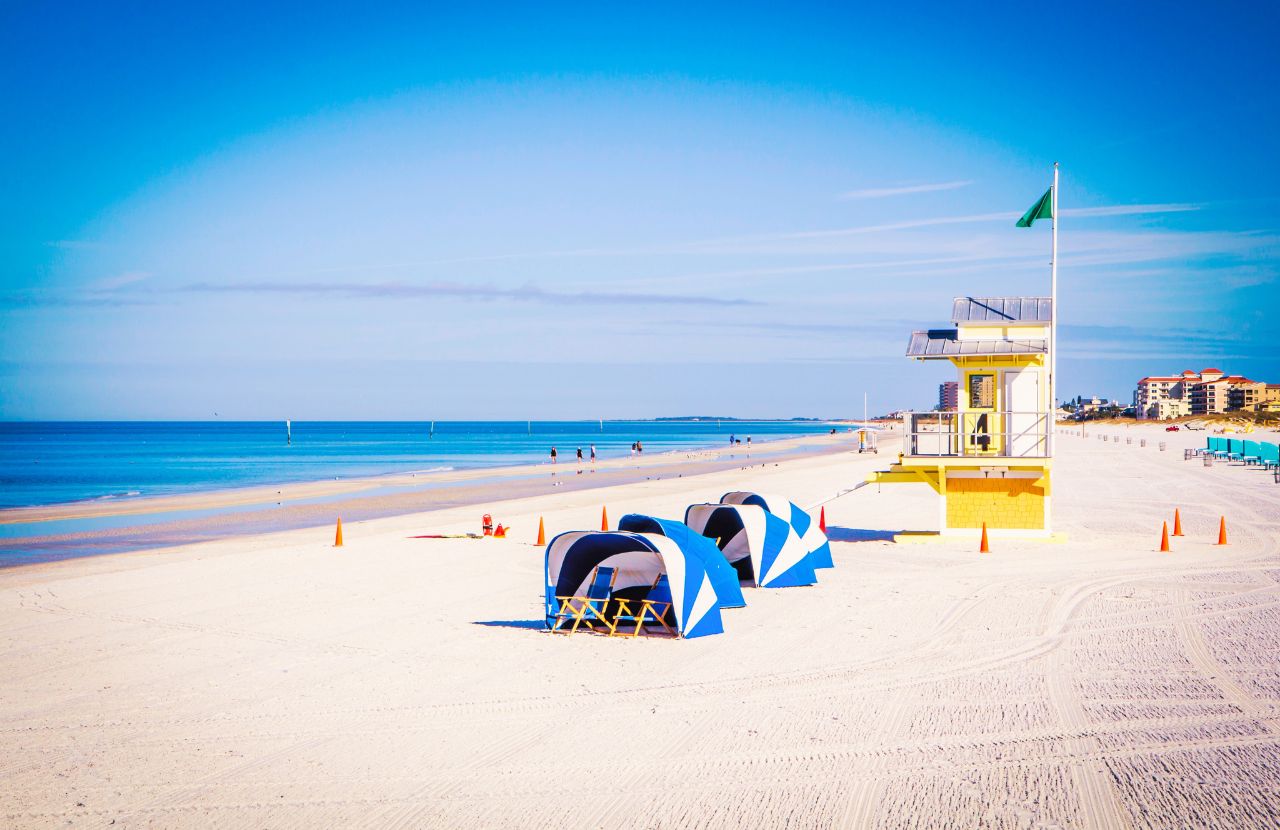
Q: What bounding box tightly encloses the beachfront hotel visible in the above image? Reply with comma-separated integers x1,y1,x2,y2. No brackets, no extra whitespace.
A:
870,296,1054,536
1134,368,1280,419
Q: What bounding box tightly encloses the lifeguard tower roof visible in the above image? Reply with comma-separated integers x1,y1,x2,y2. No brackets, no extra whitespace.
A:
951,296,1052,325
906,295,1052,359
906,329,1047,359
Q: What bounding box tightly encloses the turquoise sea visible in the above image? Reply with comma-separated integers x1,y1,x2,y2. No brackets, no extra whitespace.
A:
0,420,842,510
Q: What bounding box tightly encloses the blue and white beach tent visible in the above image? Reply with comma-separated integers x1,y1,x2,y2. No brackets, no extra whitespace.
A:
545,531,724,638
721,491,833,569
617,514,745,608
684,503,816,589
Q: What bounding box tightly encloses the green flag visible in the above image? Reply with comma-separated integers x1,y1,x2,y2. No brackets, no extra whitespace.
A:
1016,187,1053,227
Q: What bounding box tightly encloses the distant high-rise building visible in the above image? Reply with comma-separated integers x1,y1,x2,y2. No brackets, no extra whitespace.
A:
938,381,959,411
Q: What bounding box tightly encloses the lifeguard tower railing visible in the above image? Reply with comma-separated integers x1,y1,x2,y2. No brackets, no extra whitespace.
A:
903,410,1053,459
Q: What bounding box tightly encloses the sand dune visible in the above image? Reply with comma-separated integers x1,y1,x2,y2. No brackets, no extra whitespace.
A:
2,425,1278,828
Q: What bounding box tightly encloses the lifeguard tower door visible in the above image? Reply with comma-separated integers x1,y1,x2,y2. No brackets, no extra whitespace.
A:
1004,369,1045,457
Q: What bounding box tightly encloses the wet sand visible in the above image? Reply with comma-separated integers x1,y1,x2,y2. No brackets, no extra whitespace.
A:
0,431,859,567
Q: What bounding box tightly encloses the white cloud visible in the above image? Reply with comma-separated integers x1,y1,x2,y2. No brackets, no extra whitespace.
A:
1061,203,1201,218
837,180,974,200
93,271,151,290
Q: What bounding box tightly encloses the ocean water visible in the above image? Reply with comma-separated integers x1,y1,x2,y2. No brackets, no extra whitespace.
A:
0,420,842,510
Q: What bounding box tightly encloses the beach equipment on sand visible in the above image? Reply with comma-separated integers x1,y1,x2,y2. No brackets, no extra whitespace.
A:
1216,517,1228,546
980,522,990,554
550,565,617,635
618,514,745,607
536,517,546,546
1173,509,1184,537
545,531,724,638
1241,440,1262,466
720,492,833,569
684,503,816,588
1159,522,1170,552
601,506,610,531
606,574,676,638
334,517,343,547
1260,442,1279,470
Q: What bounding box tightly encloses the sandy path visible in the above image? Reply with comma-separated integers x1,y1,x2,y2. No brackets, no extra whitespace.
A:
1,425,1278,828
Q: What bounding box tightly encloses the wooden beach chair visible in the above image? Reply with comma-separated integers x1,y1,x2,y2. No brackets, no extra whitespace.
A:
607,573,663,638
636,574,677,637
551,566,616,635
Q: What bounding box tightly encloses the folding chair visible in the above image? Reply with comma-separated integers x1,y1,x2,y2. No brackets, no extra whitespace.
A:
636,574,677,637
608,573,662,638
551,566,616,635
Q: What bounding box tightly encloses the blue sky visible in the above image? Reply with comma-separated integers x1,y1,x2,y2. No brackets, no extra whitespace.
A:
2,2,1277,419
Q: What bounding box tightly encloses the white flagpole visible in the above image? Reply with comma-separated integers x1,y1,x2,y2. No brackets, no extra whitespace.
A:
1050,162,1059,455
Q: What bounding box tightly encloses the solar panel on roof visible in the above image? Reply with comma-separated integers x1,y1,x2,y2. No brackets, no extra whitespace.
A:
906,329,1047,358
950,296,1052,324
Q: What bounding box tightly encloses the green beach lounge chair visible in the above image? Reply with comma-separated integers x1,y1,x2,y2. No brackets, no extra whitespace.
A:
1242,440,1262,466
1226,438,1245,463
1210,437,1230,459
1259,442,1279,471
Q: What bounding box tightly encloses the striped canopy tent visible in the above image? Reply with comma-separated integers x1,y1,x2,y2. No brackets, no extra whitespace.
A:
617,514,745,608
684,503,816,589
721,491,833,569
544,531,724,638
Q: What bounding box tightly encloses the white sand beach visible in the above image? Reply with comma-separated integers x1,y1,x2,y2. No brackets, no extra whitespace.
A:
2,423,1279,828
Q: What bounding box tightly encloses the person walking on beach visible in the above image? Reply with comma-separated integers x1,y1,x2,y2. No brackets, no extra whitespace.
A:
590,444,596,465
630,442,637,457
576,447,583,465
636,440,643,454
550,446,557,465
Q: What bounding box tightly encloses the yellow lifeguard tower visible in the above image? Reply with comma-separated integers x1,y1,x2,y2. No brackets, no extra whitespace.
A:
871,296,1055,537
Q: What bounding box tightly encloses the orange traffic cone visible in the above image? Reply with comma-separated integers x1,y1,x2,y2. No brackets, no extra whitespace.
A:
493,523,507,538
1172,508,1184,537
1159,521,1170,552
819,506,827,533
979,522,989,554
536,516,546,546
601,506,610,531
334,517,344,547
1216,516,1228,546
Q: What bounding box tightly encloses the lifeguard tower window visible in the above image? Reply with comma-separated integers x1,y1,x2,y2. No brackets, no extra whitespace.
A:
969,374,995,408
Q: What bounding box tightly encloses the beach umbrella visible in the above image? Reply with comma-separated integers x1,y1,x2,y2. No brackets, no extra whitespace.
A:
684,503,816,589
721,491,833,569
617,514,745,608
544,531,724,638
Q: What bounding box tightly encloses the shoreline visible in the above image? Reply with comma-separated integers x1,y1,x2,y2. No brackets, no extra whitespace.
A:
0,431,872,568
1,426,871,524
